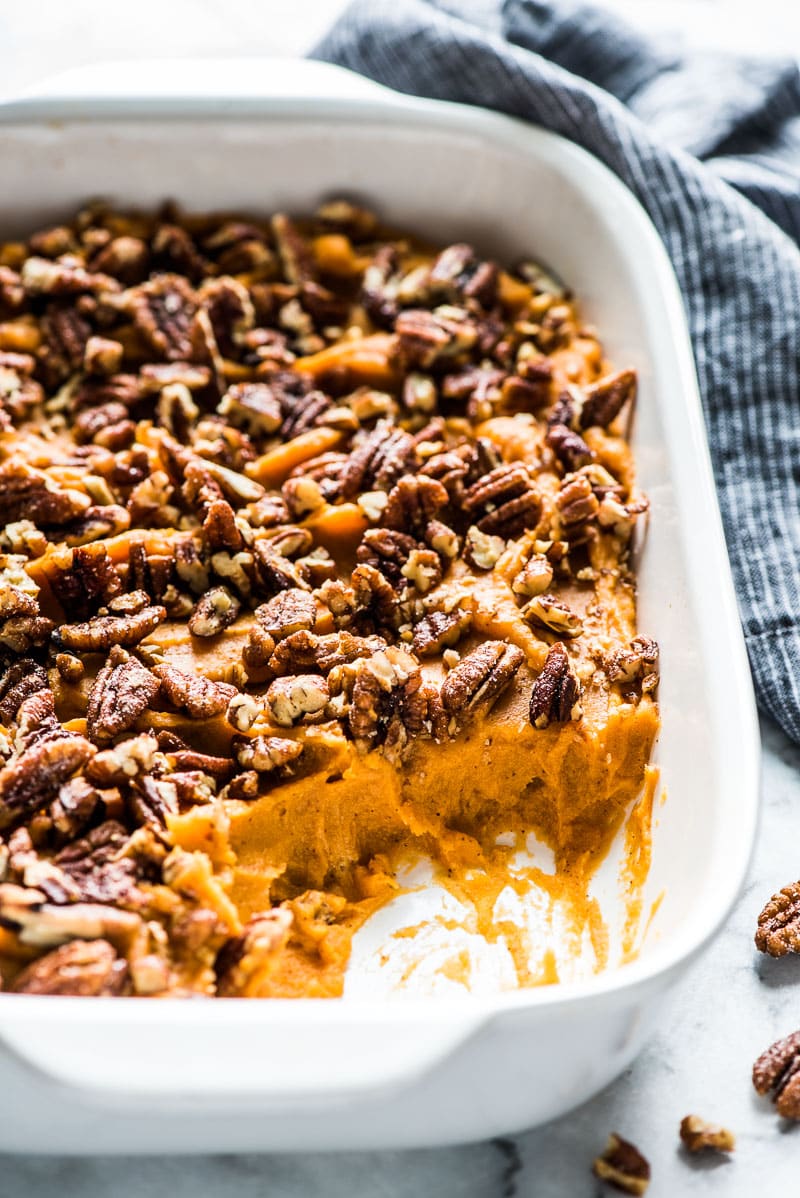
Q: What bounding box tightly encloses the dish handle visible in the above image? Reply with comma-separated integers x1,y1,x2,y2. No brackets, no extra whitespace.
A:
0,1000,489,1100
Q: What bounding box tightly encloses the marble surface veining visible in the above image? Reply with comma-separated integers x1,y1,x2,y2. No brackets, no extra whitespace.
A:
2,1,800,1193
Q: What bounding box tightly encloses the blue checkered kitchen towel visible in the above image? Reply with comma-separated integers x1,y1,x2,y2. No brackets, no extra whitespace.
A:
314,0,800,745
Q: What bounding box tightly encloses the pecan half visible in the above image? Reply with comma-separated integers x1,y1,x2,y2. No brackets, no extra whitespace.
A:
215,907,293,997
129,273,196,360
753,1030,800,1119
383,474,449,536
592,1134,650,1195
546,421,594,471
55,603,166,653
86,647,161,741
462,463,542,538
55,820,142,906
154,664,237,720
679,1115,735,1154
11,938,129,996
580,368,636,429
395,307,477,368
254,590,318,640
0,693,94,829
529,643,582,728
340,421,417,500
440,642,523,719
413,608,472,657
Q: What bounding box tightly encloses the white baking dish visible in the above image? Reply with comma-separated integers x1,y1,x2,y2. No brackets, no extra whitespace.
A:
0,58,759,1152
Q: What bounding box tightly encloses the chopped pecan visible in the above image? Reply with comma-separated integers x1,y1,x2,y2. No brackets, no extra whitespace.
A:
83,335,124,376
49,543,122,618
753,1031,800,1119
428,243,498,308
215,907,293,997
232,735,303,774
21,256,110,297
90,235,149,283
555,472,600,536
341,421,418,500
357,527,419,587
464,526,506,571
265,674,330,727
755,882,800,957
512,552,554,598
581,368,636,429
49,776,104,843
0,882,140,948
272,213,316,287
11,938,130,996
129,273,196,360
395,307,477,368
401,548,442,594
254,590,318,641
218,381,283,436
154,664,237,720
282,474,325,517
0,693,94,829
55,602,166,653
86,647,161,741
413,608,472,657
0,660,48,723
678,1115,735,1154
351,563,399,630
546,422,594,471
188,586,240,638
523,594,583,639
0,460,90,527
347,646,420,749
462,463,542,538
86,731,160,787
440,642,523,720
608,635,659,695
592,1134,650,1195
529,643,581,728
55,820,142,906
253,539,309,593
382,474,449,537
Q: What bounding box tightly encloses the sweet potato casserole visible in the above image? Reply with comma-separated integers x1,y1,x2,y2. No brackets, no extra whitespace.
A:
0,200,659,997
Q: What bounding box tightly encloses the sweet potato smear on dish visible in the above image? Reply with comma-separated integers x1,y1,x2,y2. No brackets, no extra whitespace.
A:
0,200,658,998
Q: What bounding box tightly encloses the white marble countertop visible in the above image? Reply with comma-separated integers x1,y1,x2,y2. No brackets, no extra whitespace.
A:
3,1,800,1193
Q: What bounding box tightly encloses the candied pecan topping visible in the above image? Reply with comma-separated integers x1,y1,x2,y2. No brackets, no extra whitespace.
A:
753,1030,800,1119
188,586,240,638
462,463,542,538
357,527,418,587
254,540,309,594
0,660,48,723
755,882,800,957
581,368,636,429
129,273,196,360
154,664,237,720
440,642,524,720
608,635,659,695
523,594,583,639
678,1115,735,1154
529,643,581,728
546,421,594,471
86,647,161,741
232,735,303,774
0,460,90,527
382,473,449,537
11,938,130,996
215,907,293,997
341,421,418,500
54,602,166,653
254,590,318,640
266,674,330,727
592,1134,650,1194
395,307,477,368
55,820,142,906
0,692,95,829
413,608,472,657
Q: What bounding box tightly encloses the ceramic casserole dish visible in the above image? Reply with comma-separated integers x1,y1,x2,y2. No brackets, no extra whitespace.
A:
0,58,758,1152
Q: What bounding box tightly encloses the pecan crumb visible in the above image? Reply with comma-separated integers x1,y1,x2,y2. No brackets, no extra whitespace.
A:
679,1115,735,1154
592,1134,650,1195
11,938,130,996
